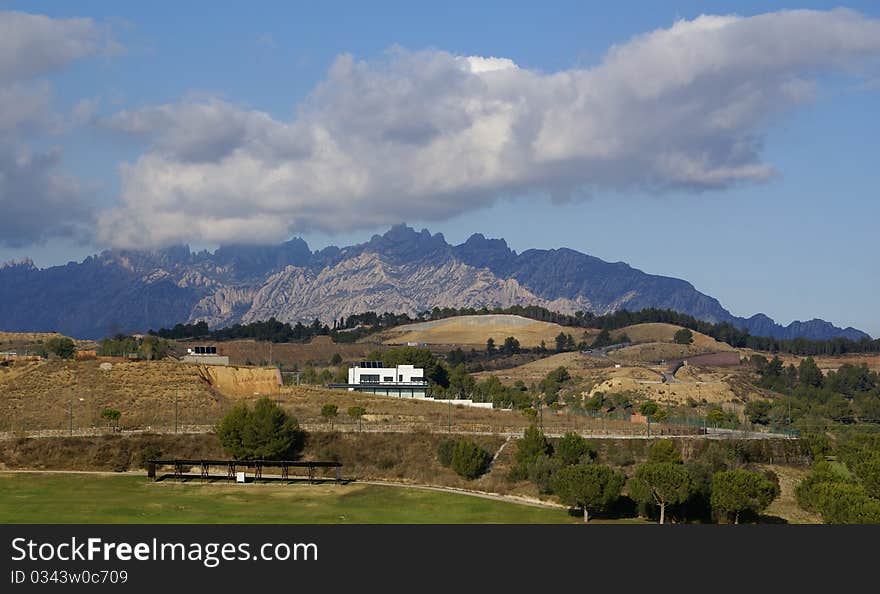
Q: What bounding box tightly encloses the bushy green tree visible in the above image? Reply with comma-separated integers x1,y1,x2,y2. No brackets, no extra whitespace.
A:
551,464,625,522
711,469,780,524
744,400,771,425
629,463,693,524
673,328,693,345
215,398,305,460
639,401,659,417
591,329,612,349
100,408,121,430
540,367,571,404
320,403,338,428
44,336,76,359
450,440,491,479
501,336,521,355
437,439,456,467
347,405,366,431
798,357,824,388
516,425,551,464
648,439,682,464
555,432,595,466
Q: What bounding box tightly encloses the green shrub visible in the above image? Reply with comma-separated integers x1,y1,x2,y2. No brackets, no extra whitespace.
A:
555,432,596,466
648,439,682,464
215,398,305,460
437,439,456,467
528,454,562,494
450,440,491,480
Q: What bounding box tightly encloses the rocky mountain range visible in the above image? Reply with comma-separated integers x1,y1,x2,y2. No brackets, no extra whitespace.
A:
0,225,870,341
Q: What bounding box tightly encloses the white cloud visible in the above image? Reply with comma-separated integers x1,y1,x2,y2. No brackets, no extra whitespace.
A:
0,10,111,248
460,56,518,73
99,8,880,248
0,10,111,83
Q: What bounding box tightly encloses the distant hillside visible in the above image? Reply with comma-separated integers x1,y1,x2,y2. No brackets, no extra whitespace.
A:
0,225,869,341
370,314,589,347
617,323,734,351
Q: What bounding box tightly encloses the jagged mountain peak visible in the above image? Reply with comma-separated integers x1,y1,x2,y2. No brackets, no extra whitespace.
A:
356,224,451,261
0,225,870,340
0,258,36,271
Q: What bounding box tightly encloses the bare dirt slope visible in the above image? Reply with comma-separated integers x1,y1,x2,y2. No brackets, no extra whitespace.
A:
0,360,278,431
369,315,594,347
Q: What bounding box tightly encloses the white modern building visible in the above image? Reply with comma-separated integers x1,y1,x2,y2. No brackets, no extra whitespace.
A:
335,360,493,409
346,361,427,397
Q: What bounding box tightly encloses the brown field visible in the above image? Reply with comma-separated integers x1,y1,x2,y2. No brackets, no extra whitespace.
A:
369,314,597,348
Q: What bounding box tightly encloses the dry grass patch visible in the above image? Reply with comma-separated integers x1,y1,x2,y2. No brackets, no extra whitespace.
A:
617,323,732,350
472,351,612,385
758,464,822,524
370,315,595,348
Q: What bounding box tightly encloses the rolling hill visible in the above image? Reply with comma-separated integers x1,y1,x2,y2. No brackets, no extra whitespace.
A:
370,314,590,347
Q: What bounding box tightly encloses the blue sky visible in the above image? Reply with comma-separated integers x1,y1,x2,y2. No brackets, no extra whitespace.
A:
1,1,878,336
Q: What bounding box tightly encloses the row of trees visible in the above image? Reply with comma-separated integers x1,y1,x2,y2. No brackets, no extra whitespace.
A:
511,429,780,523
795,432,880,523
746,356,880,426
149,305,879,355
97,334,171,360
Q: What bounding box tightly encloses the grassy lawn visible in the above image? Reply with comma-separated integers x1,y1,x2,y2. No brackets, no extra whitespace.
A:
0,473,582,524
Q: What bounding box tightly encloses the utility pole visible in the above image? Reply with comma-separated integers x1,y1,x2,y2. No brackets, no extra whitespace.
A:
69,391,73,436
174,390,179,434
447,398,451,432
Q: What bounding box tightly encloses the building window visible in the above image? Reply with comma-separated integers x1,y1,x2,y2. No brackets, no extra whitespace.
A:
360,374,380,383
383,376,393,382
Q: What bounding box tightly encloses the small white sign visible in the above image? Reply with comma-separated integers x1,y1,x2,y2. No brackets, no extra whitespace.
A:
236,471,246,483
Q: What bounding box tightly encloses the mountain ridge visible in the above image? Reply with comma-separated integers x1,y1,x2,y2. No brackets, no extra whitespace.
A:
0,224,869,341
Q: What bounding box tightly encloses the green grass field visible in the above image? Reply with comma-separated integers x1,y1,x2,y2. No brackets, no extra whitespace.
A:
0,473,581,524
